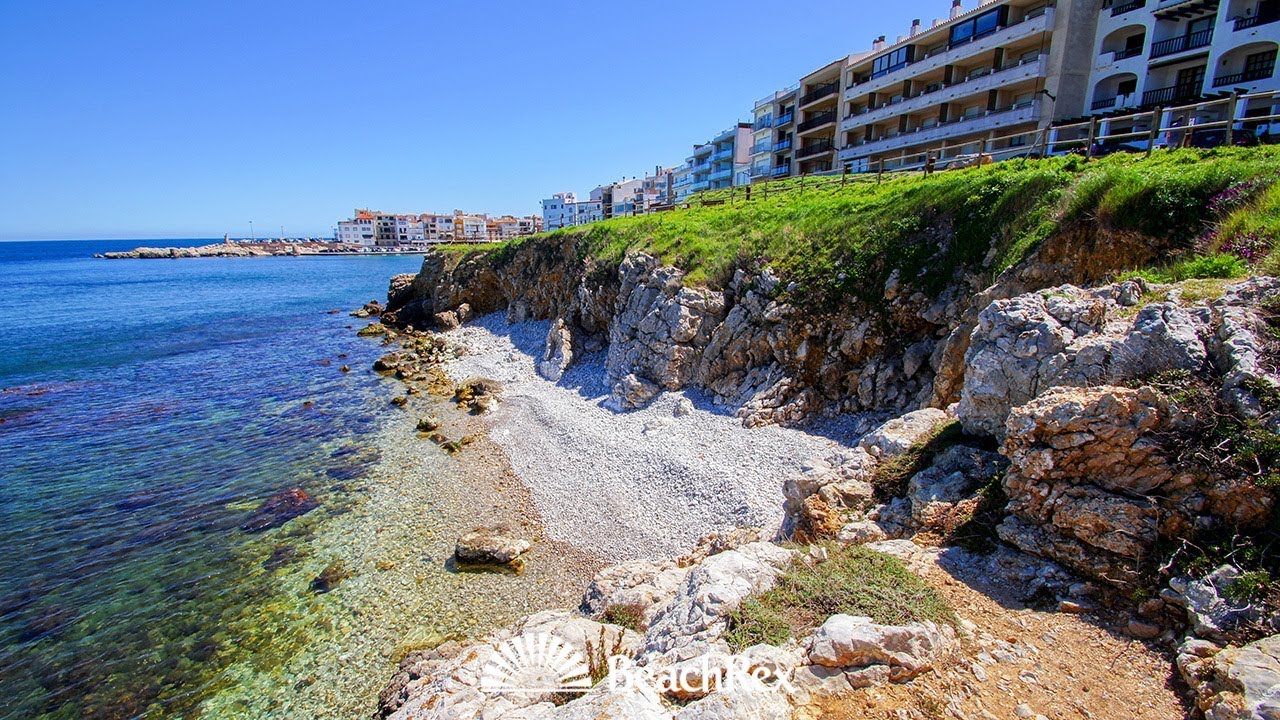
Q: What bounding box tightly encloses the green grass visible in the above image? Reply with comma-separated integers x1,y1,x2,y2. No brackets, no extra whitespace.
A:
1119,253,1250,285
442,147,1280,308
723,544,955,651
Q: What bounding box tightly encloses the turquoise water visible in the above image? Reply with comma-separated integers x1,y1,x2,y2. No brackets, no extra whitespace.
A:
0,241,425,718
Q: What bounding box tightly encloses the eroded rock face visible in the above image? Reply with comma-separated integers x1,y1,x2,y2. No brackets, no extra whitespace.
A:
958,286,1210,439
1166,566,1271,642
1182,634,1280,720
642,542,795,662
606,254,726,408
996,385,1270,586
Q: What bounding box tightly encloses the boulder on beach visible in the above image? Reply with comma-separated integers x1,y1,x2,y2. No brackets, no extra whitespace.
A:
240,487,319,532
454,527,531,566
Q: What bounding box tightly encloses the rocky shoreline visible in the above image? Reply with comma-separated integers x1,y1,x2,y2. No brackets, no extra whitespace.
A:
358,236,1280,719
96,241,399,259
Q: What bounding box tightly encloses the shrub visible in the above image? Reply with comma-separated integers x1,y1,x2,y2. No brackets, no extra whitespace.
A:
723,544,955,651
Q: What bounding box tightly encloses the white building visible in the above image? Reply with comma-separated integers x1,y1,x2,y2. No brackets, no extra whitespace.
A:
456,214,490,242
1086,0,1278,120
541,192,605,230
336,211,377,246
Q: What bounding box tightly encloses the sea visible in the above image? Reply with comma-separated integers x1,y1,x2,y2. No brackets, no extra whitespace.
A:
0,240,427,718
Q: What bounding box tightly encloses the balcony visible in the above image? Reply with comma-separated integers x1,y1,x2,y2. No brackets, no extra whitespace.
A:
691,180,711,192
710,168,734,182
1113,46,1144,61
1235,12,1280,29
845,8,1054,101
1141,82,1203,105
711,147,734,161
1150,28,1213,58
796,139,834,158
1213,63,1277,87
1091,96,1120,110
771,164,791,176
838,101,1041,162
1109,0,1146,15
799,82,838,107
749,165,773,178
750,142,773,155
754,84,799,110
774,137,793,152
797,110,837,133
753,116,773,130
840,55,1048,134
690,161,712,173
1153,0,1218,17
774,111,794,126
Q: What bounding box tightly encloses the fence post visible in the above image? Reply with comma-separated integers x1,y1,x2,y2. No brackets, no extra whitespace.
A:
1085,116,1099,161
841,165,848,186
877,159,883,184
1225,95,1235,147
1146,107,1162,156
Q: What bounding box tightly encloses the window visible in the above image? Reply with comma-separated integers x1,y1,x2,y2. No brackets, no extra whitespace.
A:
872,46,914,78
1245,49,1277,77
949,7,1007,47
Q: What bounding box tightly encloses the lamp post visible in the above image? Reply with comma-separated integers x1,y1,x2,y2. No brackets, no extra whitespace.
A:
249,220,255,242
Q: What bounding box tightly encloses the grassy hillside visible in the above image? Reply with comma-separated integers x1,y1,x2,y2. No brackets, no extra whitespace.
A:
492,147,1280,306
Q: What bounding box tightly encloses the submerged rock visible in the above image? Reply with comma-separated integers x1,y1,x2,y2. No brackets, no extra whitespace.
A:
454,527,531,566
310,559,351,593
240,488,319,533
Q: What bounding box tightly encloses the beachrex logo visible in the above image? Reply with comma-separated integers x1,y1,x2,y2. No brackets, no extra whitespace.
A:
480,632,794,697
480,633,593,694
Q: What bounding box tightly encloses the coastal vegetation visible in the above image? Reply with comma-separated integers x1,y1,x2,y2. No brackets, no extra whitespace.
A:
724,545,955,651
451,147,1280,307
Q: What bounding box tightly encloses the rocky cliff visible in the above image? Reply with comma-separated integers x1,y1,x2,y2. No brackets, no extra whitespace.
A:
376,151,1280,718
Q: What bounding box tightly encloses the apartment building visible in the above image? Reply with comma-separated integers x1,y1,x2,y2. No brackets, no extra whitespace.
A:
456,214,489,242
336,211,376,246
671,164,694,201
640,166,675,208
797,59,850,174
1086,0,1279,120
750,86,799,181
833,0,1098,172
683,124,754,194
540,192,605,230
591,178,645,218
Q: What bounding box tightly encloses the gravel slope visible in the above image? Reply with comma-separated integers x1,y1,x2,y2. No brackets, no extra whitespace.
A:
445,313,870,561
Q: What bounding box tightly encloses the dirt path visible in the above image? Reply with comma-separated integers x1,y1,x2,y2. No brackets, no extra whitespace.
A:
808,547,1188,720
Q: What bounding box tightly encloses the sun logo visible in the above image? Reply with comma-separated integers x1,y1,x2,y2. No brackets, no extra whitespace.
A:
479,633,593,694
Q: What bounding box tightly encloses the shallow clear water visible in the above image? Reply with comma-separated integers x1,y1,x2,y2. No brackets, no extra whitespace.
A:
0,241,425,718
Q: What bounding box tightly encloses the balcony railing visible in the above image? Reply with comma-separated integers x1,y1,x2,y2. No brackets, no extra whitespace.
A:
1213,63,1277,87
711,148,734,161
839,55,1048,133
690,161,712,172
1112,46,1143,61
774,112,794,126
1150,28,1213,59
799,82,838,107
1092,96,1119,110
844,8,1053,100
796,139,834,158
750,142,773,155
1235,13,1280,29
710,168,734,181
1141,83,1202,105
771,164,791,176
797,110,837,133
749,165,773,178
752,116,773,130
1109,0,1146,15
838,100,1041,161
774,138,792,151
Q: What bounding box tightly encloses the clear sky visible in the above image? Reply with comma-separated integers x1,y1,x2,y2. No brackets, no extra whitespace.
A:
1,0,947,240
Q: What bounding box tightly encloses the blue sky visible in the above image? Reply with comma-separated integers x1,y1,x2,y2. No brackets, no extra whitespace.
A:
0,0,945,240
